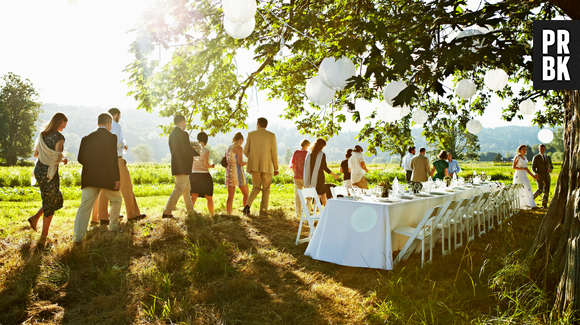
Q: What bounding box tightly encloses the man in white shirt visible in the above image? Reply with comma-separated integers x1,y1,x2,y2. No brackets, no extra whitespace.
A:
401,146,415,183
95,108,145,223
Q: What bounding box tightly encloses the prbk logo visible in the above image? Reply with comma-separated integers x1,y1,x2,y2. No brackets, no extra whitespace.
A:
533,21,580,90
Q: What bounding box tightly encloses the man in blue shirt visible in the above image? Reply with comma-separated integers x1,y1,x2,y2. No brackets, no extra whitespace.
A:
447,153,461,177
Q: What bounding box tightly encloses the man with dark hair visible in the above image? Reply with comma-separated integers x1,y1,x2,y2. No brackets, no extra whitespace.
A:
410,147,430,182
532,144,553,209
73,113,122,242
401,146,416,183
162,115,199,218
93,108,146,224
243,117,279,215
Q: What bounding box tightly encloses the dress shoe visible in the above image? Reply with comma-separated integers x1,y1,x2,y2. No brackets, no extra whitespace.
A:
108,214,124,219
162,214,174,219
242,205,250,216
128,214,146,221
100,220,109,226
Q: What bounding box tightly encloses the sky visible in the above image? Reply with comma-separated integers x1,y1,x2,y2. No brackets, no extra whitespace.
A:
0,0,539,132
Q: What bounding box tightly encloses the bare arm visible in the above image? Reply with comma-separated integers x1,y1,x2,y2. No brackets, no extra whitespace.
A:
360,161,369,173
203,151,214,169
340,165,344,173
55,139,68,165
430,165,436,177
444,168,448,177
235,147,246,166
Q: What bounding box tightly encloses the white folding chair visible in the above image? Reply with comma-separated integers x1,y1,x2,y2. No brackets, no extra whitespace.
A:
436,200,459,257
393,206,442,267
295,188,324,245
451,196,475,249
462,194,482,242
330,186,348,198
471,192,490,236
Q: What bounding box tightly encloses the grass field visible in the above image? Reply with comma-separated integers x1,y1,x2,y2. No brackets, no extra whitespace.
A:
0,163,567,324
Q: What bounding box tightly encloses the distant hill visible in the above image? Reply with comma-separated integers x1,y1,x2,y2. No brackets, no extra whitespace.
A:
37,103,555,164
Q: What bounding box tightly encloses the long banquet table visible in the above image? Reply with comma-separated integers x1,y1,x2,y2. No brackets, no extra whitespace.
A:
304,183,500,270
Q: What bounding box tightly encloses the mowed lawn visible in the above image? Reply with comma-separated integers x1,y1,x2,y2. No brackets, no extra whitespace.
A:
0,163,561,324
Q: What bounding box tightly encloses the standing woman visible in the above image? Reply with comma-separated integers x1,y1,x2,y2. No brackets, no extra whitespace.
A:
348,145,369,189
431,150,449,180
289,139,310,217
340,149,353,187
190,132,215,214
28,112,68,240
225,132,249,214
512,144,539,209
303,138,339,206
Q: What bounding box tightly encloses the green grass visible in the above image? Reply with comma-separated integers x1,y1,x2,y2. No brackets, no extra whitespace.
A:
0,163,571,324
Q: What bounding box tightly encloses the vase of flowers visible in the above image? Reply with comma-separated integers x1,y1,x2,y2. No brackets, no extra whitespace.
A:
410,181,423,194
444,175,452,187
377,181,392,198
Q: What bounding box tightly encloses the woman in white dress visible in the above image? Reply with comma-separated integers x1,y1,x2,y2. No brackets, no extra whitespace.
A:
512,145,539,209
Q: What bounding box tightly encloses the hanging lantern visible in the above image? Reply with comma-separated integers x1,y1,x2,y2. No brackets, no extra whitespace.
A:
466,118,482,134
377,102,400,123
398,105,410,118
383,81,407,107
538,129,554,143
484,69,509,91
412,109,428,125
223,17,255,39
222,0,257,24
455,79,477,99
318,56,356,90
456,29,483,52
519,99,536,116
305,76,336,106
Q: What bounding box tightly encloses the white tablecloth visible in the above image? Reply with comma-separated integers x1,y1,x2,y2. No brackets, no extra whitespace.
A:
304,183,500,270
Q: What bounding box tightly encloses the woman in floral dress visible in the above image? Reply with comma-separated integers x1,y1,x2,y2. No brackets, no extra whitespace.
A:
28,112,68,241
225,132,249,214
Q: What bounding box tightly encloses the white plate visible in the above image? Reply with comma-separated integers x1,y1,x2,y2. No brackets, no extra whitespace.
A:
399,195,415,200
430,191,447,195
415,193,434,197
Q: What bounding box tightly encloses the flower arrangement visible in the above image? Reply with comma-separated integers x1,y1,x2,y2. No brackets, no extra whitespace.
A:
410,181,423,194
443,175,452,187
377,181,392,198
464,174,474,184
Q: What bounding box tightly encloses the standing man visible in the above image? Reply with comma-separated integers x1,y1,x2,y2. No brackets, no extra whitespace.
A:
73,113,122,242
401,146,415,183
446,153,462,177
410,147,431,182
532,144,553,209
162,115,198,219
95,108,146,223
243,117,279,216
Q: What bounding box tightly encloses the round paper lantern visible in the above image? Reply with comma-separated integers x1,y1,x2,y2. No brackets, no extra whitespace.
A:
383,81,407,107
377,102,400,123
398,105,410,118
466,118,482,134
519,99,536,115
484,69,509,91
538,129,554,143
222,0,257,24
412,109,428,125
305,76,336,106
318,56,356,90
455,79,477,99
223,17,255,39
456,29,483,52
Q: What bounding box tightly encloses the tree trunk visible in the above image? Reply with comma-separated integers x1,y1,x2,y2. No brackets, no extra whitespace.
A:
529,90,580,320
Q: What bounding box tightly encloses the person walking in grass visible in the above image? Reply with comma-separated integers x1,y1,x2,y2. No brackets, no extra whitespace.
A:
303,138,339,206
28,112,68,243
410,148,430,182
446,153,461,178
162,115,199,219
401,146,415,183
348,145,369,189
289,139,310,217
340,148,353,187
226,132,249,215
431,150,449,180
190,132,215,215
531,144,553,209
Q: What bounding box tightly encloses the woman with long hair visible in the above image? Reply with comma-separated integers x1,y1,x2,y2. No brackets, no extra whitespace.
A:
513,144,539,209
28,112,68,242
225,132,249,214
303,138,339,205
431,150,449,180
190,132,216,214
340,148,353,187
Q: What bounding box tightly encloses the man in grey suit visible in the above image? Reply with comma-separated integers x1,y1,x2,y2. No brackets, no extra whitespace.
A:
410,148,431,182
532,144,553,209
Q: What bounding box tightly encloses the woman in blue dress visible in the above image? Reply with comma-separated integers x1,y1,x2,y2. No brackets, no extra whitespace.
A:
28,113,68,241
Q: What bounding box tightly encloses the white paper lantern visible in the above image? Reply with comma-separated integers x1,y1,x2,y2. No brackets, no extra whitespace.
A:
223,0,257,24
383,81,407,107
519,99,536,116
456,29,483,52
398,105,410,118
412,109,428,125
466,118,483,134
484,69,509,91
377,102,400,123
538,129,554,143
318,56,356,90
305,76,336,106
455,79,477,99
223,17,255,39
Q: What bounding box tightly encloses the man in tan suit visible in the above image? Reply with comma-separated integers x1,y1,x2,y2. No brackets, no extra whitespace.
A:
410,147,430,182
243,117,279,215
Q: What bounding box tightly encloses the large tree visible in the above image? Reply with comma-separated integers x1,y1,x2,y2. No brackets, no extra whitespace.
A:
125,0,579,319
0,73,42,166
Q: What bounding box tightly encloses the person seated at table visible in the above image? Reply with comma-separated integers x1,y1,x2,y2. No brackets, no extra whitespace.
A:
446,153,461,177
349,145,369,189
431,150,449,180
340,149,353,187
303,138,339,206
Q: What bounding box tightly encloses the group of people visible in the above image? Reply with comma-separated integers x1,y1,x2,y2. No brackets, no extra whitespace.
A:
512,144,552,209
401,146,462,183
